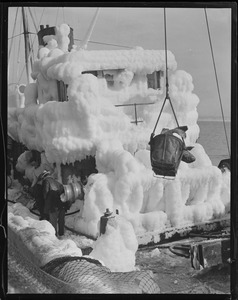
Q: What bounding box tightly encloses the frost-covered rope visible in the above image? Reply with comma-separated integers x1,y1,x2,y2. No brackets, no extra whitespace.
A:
204,8,230,157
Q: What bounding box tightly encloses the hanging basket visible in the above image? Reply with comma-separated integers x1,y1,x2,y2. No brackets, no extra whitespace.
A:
150,133,185,178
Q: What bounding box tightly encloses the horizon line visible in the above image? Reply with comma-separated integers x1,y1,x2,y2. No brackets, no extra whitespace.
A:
198,117,231,122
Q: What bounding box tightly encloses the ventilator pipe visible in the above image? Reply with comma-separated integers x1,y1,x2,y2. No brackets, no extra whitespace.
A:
99,208,115,235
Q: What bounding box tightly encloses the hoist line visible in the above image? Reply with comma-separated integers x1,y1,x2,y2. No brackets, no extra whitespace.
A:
151,8,180,137
164,7,169,98
163,8,180,129
204,8,230,157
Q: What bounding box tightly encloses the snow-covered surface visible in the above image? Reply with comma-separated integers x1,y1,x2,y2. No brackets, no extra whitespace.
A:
8,202,83,267
89,214,138,272
69,143,230,239
7,24,230,273
8,182,138,272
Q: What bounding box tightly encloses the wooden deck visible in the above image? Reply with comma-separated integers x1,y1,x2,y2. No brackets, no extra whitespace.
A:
137,216,230,247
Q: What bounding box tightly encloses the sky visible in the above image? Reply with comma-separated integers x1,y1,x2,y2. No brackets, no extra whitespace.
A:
8,5,232,120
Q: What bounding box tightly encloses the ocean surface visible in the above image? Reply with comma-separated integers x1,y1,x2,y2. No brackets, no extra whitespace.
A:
197,121,231,167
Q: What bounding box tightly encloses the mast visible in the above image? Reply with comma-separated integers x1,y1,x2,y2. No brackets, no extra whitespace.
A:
22,7,32,84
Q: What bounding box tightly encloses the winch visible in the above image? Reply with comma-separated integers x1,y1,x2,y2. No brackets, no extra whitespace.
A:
63,181,84,203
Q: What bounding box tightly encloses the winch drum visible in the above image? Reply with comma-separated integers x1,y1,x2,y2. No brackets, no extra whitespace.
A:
63,182,84,202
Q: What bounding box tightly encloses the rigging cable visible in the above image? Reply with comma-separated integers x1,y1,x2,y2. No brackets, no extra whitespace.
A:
16,16,22,81
8,7,19,61
17,8,45,84
74,38,132,49
26,8,37,68
55,7,60,25
33,8,39,27
205,12,235,292
28,7,39,33
62,7,65,23
151,8,180,137
8,33,23,40
204,8,230,157
29,33,35,66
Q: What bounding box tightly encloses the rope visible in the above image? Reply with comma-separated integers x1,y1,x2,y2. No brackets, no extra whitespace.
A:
17,8,45,84
151,8,180,137
64,225,97,240
7,200,17,204
28,7,39,33
204,8,230,157
16,18,22,80
55,7,59,25
8,198,80,217
29,208,81,217
33,8,39,27
74,38,133,49
8,8,19,61
62,7,65,23
8,33,23,40
164,7,169,99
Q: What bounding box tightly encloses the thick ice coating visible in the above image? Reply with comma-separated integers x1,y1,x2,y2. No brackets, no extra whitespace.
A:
8,203,83,267
89,214,139,272
8,24,230,265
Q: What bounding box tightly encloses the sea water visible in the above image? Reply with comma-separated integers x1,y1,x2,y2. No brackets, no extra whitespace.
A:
197,121,231,167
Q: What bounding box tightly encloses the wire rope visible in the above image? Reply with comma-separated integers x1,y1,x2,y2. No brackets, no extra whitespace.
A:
8,33,23,40
204,8,230,157
74,38,132,49
28,7,39,33
16,18,22,81
8,8,19,61
55,7,59,25
33,7,39,27
62,7,65,23
17,8,45,84
151,8,179,137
